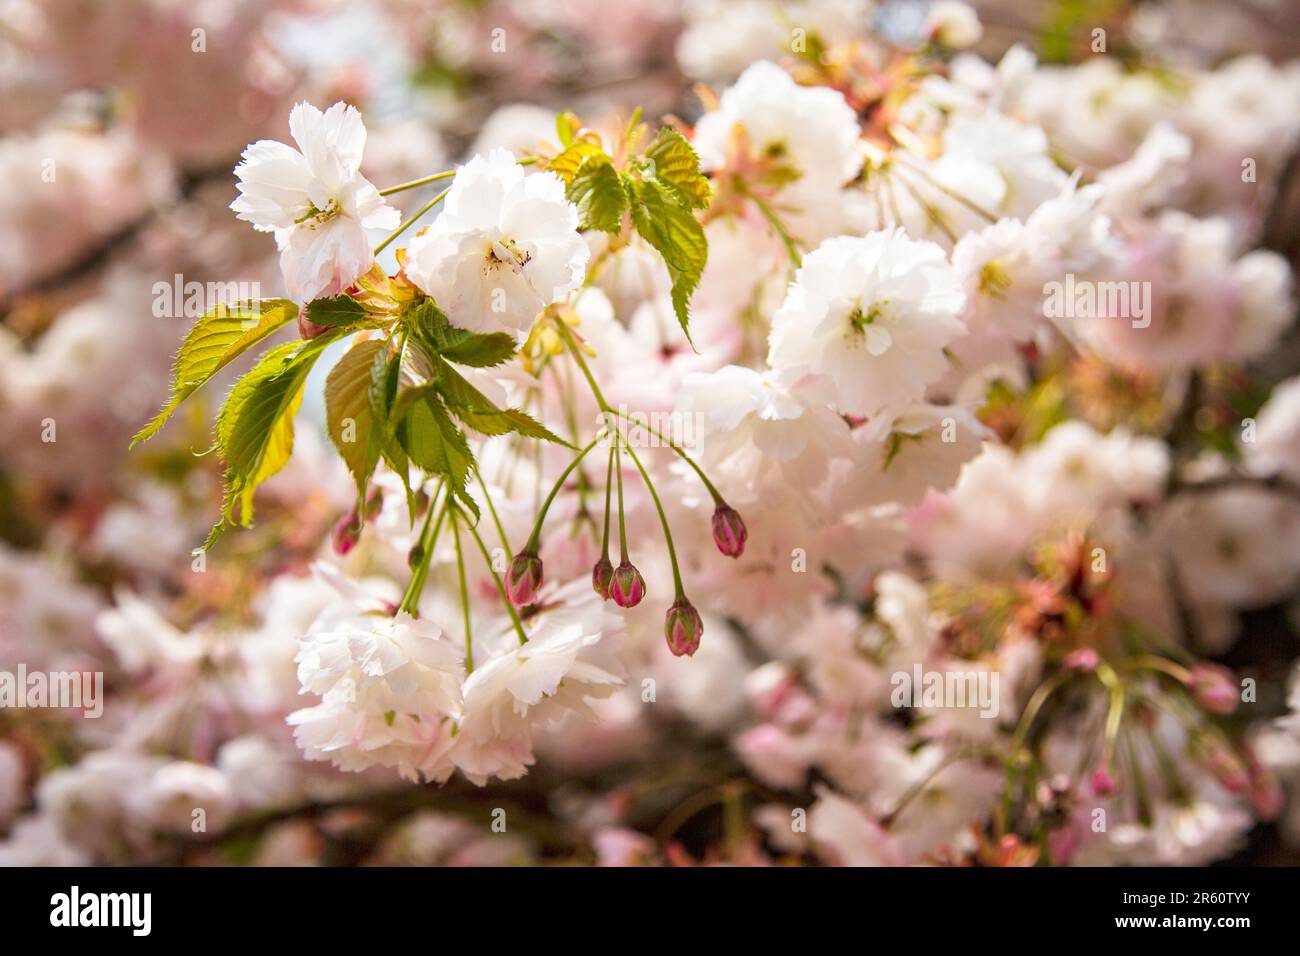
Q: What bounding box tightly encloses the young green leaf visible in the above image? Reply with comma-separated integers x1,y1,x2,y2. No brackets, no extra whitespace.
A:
402,391,474,490
644,127,711,211
410,299,516,367
568,158,627,233
305,294,368,328
625,178,708,344
208,336,331,543
133,299,297,447
368,343,416,519
546,139,607,187
326,338,385,496
433,356,568,444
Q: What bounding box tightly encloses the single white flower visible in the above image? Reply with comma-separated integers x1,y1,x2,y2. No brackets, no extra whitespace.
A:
693,60,862,187
767,230,967,416
231,101,399,303
404,148,589,336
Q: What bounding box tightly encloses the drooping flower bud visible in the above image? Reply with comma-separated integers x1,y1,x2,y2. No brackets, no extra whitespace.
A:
332,512,360,555
592,556,614,600
664,598,704,657
505,551,543,606
711,504,747,558
1186,663,1238,715
610,561,646,608
1090,766,1118,797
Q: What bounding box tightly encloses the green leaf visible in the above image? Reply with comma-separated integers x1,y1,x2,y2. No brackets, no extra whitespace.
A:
433,357,568,444
402,392,474,490
133,299,297,447
306,294,367,328
326,338,385,497
208,335,332,542
625,177,708,345
644,128,711,211
546,139,606,186
368,343,416,519
568,158,627,233
410,300,516,367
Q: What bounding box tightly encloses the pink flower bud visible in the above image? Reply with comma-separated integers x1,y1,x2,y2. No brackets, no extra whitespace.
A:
505,552,543,606
610,561,646,608
664,598,704,657
711,504,747,558
1063,648,1099,672
592,556,614,600
1187,663,1238,716
332,513,360,555
1090,766,1118,797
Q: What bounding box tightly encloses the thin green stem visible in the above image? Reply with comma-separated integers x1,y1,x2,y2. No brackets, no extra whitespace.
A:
615,441,628,563
451,510,473,672
475,470,512,557
553,318,611,411
375,185,451,255
379,168,456,196
554,317,725,506
738,181,801,268
622,440,685,599
612,410,724,506
461,508,530,646
378,156,539,197
523,437,602,553
399,484,448,614
601,446,614,560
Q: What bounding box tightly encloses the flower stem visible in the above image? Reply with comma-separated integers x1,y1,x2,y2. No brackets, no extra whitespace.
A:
554,317,725,506
615,440,628,563
601,445,614,560
476,470,512,557
737,180,801,268
612,409,724,506
523,436,602,553
374,184,451,255
461,507,530,645
622,439,685,599
399,483,448,614
378,156,539,197
450,509,473,672
379,169,456,196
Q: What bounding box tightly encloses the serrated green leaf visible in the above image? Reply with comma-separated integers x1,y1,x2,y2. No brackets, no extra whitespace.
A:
433,357,568,444
209,335,330,539
625,178,708,345
568,158,626,233
306,294,367,328
546,139,606,186
368,342,416,519
402,392,474,490
133,299,297,446
644,127,711,210
410,299,516,367
326,338,384,497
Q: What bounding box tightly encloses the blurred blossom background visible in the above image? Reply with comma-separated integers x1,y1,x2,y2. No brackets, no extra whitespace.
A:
2,0,1300,867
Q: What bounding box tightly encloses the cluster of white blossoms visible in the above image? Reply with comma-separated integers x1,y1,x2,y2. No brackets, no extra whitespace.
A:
8,0,1300,869
288,576,624,784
